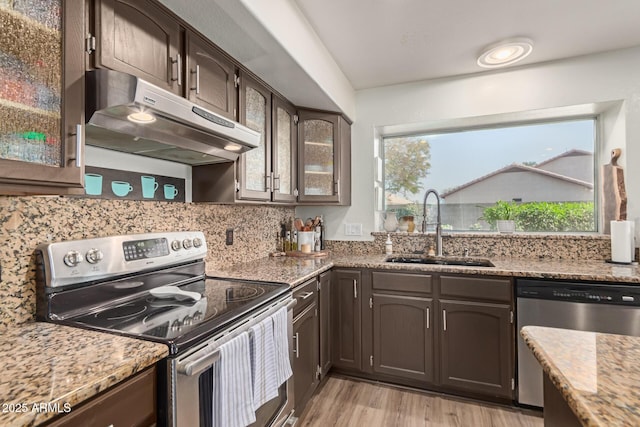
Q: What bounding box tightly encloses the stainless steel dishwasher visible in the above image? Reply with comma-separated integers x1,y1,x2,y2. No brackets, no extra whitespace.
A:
516,278,640,408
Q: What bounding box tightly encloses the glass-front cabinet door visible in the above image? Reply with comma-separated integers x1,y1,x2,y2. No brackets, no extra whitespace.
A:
298,111,340,203
238,73,271,201
0,0,84,193
272,95,297,203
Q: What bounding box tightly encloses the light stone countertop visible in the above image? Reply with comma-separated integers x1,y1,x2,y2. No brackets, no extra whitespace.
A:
207,253,640,286
6,253,638,426
207,255,335,287
0,322,168,427
521,326,640,427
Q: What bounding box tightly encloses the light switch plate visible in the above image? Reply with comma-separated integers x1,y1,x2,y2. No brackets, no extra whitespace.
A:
344,223,363,236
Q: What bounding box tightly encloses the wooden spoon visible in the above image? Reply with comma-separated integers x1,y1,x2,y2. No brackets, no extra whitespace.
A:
294,218,304,231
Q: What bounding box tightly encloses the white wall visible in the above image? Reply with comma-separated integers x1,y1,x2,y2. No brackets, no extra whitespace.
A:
299,46,640,241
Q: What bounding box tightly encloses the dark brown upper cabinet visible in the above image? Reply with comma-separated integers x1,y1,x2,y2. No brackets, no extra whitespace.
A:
185,31,237,120
194,74,298,204
237,72,272,201
94,0,182,95
297,109,351,205
0,0,85,194
271,95,298,203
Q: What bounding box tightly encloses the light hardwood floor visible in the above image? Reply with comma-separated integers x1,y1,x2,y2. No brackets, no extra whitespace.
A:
298,376,543,427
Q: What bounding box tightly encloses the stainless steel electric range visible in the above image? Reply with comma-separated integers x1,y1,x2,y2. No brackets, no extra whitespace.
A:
35,231,296,427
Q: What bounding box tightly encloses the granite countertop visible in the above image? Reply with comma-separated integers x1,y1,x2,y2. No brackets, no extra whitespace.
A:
0,322,168,427
207,255,335,287
521,326,640,427
207,253,640,286
5,254,637,426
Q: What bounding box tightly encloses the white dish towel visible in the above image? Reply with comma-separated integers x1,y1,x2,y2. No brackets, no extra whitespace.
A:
212,332,256,427
272,307,293,386
249,315,278,409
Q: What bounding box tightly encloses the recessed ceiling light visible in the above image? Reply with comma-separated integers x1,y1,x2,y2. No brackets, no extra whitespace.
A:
224,143,242,152
477,38,533,68
127,110,156,124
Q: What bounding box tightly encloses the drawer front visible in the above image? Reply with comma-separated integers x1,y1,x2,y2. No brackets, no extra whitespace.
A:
46,365,156,427
372,271,433,294
293,278,318,317
440,276,512,302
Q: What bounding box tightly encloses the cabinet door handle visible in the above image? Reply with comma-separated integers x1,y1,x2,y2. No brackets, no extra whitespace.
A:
353,279,357,299
293,332,299,358
426,307,430,329
75,124,82,167
190,64,200,94
171,54,182,86
299,291,314,300
274,175,281,191
443,310,447,331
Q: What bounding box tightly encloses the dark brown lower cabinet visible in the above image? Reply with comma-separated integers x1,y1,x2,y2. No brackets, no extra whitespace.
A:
439,299,513,398
331,269,362,371
293,302,319,416
372,294,434,382
318,271,332,378
46,365,157,426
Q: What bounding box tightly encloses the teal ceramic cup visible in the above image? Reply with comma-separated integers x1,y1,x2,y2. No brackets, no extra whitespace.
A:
111,181,133,197
164,184,179,200
84,173,103,195
141,175,158,198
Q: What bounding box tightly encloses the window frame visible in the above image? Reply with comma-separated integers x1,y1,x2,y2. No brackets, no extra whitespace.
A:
380,115,600,234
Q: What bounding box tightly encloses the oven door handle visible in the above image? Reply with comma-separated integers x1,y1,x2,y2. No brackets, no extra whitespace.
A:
178,347,221,377
177,298,298,377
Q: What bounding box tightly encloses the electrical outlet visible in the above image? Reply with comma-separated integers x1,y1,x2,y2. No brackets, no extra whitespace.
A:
226,228,234,245
344,223,363,236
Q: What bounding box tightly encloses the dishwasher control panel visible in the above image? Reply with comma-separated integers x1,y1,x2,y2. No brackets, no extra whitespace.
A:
517,279,640,306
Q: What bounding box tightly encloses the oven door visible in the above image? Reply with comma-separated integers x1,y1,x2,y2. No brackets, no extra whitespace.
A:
171,296,296,427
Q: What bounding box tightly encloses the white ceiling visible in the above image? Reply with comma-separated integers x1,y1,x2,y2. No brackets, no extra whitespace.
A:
294,0,640,90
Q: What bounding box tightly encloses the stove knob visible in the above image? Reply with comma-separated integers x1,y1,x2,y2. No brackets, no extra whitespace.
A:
183,315,193,326
63,250,83,267
182,239,193,249
86,248,104,264
193,237,203,248
193,311,203,321
171,240,182,251
171,319,181,331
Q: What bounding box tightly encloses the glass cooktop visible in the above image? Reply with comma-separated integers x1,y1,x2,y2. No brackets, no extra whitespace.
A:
69,277,289,354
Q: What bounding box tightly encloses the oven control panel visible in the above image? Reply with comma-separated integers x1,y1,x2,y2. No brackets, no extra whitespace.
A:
37,231,208,288
123,238,171,261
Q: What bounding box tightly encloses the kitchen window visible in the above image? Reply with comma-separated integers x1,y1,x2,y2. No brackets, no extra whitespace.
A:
383,118,597,232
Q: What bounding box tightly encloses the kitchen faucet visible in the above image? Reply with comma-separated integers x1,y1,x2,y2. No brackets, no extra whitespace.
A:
422,189,443,256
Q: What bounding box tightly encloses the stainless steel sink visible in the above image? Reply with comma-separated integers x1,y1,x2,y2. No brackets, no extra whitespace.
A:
385,256,495,267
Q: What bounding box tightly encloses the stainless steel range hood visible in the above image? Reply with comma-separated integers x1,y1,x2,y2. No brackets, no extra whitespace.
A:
85,69,259,165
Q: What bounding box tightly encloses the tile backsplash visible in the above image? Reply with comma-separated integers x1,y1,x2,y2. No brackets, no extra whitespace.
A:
0,195,614,328
328,232,612,260
0,196,293,327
